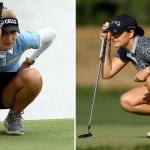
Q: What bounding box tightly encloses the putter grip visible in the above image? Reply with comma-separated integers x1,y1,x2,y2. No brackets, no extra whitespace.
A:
100,22,110,59
0,2,3,20
105,22,109,26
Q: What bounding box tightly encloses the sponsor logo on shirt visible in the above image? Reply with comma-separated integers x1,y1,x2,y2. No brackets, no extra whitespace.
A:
33,32,40,43
9,55,21,64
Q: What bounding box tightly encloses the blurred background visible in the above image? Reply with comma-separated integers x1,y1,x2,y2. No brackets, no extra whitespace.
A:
77,0,150,26
76,0,150,88
76,0,150,150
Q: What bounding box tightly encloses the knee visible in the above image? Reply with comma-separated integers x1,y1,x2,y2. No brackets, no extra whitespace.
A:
20,68,43,92
120,94,133,112
146,76,150,92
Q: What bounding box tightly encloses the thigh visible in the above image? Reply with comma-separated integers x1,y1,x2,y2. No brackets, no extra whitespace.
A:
2,68,42,108
121,85,150,106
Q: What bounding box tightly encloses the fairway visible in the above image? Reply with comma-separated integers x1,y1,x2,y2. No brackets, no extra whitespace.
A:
0,119,74,150
76,87,150,150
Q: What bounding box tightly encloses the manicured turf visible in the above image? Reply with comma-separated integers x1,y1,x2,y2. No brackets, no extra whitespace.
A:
0,119,74,150
77,125,150,150
76,86,150,150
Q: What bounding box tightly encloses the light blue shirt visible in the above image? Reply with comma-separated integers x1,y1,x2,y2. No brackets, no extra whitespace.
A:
0,31,40,72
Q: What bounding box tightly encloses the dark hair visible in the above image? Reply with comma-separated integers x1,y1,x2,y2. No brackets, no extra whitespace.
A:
134,26,144,36
126,26,144,36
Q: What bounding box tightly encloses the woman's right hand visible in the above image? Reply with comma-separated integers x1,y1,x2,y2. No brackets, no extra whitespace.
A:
100,23,111,41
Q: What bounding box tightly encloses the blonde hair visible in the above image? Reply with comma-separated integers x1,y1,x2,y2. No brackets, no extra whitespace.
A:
2,7,17,19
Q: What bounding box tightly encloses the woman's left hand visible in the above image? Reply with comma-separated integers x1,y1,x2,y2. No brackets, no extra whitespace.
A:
134,67,150,82
19,60,31,72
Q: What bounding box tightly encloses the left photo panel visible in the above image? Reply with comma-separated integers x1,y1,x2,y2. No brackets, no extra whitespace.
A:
0,0,75,150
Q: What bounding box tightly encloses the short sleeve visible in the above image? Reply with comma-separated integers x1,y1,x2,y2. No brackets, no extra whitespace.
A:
14,31,41,53
115,47,130,62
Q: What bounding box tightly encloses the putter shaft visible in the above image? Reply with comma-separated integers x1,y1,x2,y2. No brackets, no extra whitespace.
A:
78,22,109,139
88,37,107,128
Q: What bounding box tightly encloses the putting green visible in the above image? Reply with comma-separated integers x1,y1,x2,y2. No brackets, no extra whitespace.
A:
76,87,150,150
77,125,150,148
0,119,74,150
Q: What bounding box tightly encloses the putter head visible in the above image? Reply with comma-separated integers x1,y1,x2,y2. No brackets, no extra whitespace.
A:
78,132,92,138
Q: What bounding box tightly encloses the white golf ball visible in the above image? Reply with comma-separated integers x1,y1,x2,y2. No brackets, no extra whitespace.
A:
147,132,150,138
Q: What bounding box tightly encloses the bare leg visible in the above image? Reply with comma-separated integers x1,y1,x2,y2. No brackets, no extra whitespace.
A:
2,68,43,113
120,76,150,115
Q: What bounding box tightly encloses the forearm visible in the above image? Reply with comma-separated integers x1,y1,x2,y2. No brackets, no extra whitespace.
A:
27,28,56,64
27,41,52,61
102,41,113,79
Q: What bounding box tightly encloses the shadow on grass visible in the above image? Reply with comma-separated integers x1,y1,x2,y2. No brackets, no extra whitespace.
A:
136,136,148,138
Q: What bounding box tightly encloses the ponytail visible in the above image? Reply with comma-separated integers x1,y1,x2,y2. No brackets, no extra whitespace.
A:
134,26,144,36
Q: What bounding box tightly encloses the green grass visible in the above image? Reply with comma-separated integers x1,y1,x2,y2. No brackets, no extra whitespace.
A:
77,125,150,150
77,145,150,150
0,119,74,150
76,86,150,150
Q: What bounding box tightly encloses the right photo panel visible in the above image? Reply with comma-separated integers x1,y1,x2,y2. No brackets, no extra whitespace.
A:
76,1,150,150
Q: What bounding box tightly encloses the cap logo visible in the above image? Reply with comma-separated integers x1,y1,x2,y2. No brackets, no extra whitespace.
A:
112,21,120,26
113,29,117,33
4,19,17,24
1,18,20,36
1,18,18,27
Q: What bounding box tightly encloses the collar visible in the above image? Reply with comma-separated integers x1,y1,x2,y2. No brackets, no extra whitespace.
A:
130,36,138,54
7,48,13,54
0,48,14,54
0,48,13,58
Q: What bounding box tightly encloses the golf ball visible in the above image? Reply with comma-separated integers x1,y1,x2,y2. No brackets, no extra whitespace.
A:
147,132,150,138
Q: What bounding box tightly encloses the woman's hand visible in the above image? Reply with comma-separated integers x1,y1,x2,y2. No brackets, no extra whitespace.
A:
100,23,111,42
134,67,150,82
19,60,31,72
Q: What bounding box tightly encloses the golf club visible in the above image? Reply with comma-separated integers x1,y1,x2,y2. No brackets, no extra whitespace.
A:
78,22,110,138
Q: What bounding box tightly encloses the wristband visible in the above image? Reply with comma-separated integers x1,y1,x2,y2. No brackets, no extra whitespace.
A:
26,57,35,65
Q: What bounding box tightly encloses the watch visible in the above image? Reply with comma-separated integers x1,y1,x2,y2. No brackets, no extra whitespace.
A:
26,57,35,65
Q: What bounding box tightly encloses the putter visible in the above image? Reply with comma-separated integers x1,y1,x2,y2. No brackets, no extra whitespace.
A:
78,22,110,138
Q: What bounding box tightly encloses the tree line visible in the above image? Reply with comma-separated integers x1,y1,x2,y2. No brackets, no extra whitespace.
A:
76,0,150,26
